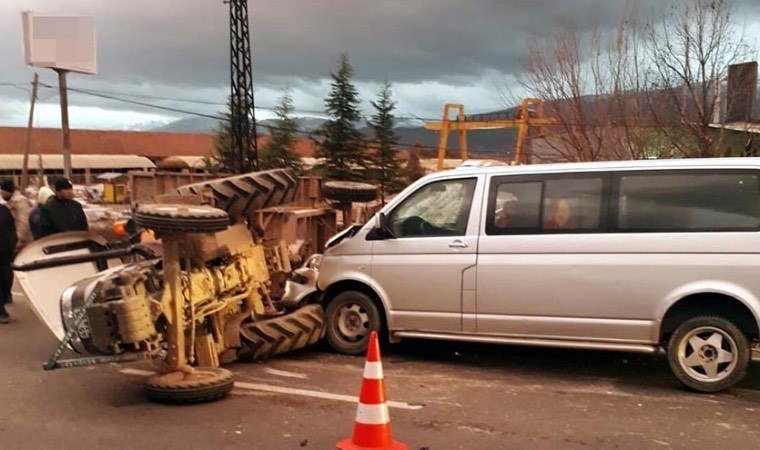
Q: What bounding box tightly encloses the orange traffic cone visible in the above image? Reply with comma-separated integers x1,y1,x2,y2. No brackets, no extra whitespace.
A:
336,331,408,450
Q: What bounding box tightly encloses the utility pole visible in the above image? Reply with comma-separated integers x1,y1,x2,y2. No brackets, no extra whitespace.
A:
37,136,45,187
20,73,39,191
56,69,73,180
226,0,258,173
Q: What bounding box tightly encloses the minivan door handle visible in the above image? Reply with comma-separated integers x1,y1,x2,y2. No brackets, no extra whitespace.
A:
448,240,468,249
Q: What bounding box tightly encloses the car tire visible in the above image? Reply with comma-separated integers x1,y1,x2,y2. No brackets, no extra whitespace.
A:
325,291,382,355
667,316,749,393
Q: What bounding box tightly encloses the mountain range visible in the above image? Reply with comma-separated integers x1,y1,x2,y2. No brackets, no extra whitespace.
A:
151,115,515,156
150,88,760,158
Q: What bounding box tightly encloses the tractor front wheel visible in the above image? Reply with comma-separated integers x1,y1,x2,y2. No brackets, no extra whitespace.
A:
145,367,234,404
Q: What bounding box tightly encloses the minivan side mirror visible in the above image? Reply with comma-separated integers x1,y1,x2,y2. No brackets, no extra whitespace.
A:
367,212,396,240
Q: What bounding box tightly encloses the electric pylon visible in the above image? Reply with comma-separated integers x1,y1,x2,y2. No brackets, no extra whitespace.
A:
226,0,258,172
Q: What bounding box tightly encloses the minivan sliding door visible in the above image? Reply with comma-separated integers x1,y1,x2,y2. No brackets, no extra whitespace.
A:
476,173,615,340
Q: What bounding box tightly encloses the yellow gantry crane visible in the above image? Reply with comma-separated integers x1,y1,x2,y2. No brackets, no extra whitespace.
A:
424,98,558,170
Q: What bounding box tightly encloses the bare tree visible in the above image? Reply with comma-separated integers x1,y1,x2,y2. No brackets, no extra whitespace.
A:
646,0,752,157
520,3,651,162
519,0,754,162
608,1,668,160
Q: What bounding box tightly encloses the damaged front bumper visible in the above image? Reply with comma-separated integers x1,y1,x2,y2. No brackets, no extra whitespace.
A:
279,254,322,309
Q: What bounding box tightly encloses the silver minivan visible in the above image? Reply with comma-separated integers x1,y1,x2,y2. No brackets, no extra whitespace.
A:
285,158,760,392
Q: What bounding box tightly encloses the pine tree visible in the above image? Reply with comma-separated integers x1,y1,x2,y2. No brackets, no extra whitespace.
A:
214,97,256,173
214,99,237,173
368,81,403,202
314,53,366,181
260,90,304,173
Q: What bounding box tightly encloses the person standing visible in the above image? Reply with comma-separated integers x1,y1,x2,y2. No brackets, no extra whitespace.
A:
39,178,88,238
1,180,33,251
0,203,16,323
29,186,55,240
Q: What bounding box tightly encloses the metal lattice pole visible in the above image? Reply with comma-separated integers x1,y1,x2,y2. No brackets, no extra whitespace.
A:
227,0,258,173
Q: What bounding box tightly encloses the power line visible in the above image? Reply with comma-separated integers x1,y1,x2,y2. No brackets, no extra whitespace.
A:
50,83,507,153
0,83,30,92
6,80,514,123
32,82,469,122
43,83,229,121
4,80,524,154
63,87,227,106
14,79,540,126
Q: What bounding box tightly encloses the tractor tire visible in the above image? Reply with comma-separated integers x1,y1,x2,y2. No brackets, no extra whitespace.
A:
134,204,230,234
145,367,234,404
176,169,298,220
323,181,379,203
237,304,325,361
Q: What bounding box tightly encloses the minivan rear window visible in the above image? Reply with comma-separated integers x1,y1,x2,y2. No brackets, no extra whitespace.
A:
616,171,760,232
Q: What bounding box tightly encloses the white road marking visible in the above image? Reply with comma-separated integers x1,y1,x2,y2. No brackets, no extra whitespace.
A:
121,368,154,376
119,368,423,410
556,386,634,398
264,367,309,379
11,291,23,296
233,381,423,410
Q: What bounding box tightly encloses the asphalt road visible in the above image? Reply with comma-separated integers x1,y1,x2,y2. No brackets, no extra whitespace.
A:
2,295,760,450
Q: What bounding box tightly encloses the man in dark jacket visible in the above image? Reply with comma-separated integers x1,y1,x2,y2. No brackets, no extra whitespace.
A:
0,203,17,323
39,178,88,238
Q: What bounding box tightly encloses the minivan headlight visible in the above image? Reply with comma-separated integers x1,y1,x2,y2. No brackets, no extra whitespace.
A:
306,254,322,270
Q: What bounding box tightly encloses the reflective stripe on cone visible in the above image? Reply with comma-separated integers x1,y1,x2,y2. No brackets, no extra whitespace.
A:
363,361,383,380
355,402,390,425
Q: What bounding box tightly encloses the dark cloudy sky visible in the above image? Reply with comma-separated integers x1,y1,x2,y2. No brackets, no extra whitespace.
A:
1,0,759,130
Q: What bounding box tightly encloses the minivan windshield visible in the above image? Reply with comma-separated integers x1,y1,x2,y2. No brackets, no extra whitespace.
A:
388,178,476,238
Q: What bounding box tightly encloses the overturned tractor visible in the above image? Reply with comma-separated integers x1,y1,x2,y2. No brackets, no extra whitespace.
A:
14,169,328,403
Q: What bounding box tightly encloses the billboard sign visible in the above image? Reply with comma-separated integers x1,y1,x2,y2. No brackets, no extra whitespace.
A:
22,11,97,75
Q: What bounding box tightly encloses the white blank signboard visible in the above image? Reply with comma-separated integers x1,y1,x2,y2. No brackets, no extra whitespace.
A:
22,11,97,75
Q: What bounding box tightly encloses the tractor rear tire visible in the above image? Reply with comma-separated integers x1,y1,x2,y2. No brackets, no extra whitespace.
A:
323,181,378,203
176,169,299,219
145,367,234,404
237,304,325,361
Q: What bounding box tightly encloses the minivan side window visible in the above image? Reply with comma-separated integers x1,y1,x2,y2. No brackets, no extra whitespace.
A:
487,176,605,235
616,171,760,232
389,178,477,238
544,178,604,230
491,182,542,232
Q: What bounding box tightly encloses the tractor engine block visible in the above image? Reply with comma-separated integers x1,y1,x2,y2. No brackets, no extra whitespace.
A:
61,261,162,356
60,225,275,360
